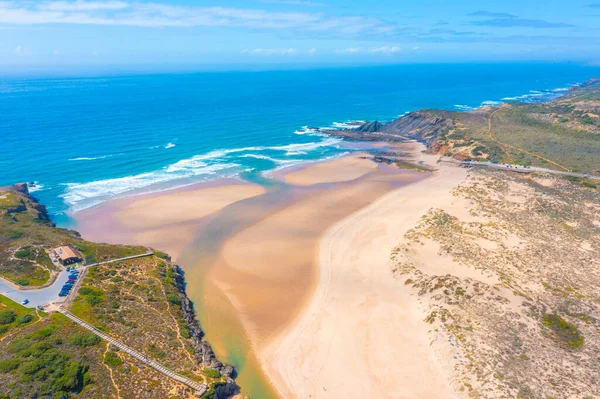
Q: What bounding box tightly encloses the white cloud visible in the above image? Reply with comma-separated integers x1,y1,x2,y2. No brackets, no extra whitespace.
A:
370,45,400,54
0,1,396,37
260,0,329,7
242,48,299,55
14,44,21,54
335,47,362,54
40,1,129,11
335,46,401,55
308,47,317,55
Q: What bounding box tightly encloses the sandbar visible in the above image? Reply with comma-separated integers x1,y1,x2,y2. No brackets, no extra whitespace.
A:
261,154,467,398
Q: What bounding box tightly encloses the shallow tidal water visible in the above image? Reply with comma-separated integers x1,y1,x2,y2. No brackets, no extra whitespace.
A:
176,164,428,398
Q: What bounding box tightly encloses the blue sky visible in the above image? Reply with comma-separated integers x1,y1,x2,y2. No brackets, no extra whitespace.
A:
1,0,600,73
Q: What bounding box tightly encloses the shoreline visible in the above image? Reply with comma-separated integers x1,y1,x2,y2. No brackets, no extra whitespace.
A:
72,146,431,398
261,152,468,398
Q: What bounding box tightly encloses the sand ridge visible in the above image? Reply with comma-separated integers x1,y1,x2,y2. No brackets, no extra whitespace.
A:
281,153,378,186
262,156,467,399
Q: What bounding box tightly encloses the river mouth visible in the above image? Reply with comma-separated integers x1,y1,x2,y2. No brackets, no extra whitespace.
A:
72,149,430,398
176,161,428,398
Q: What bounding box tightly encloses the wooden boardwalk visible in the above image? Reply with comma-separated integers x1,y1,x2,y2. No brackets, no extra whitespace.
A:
60,309,208,396
86,252,155,267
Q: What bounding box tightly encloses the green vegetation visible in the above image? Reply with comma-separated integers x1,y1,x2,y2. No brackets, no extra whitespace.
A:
203,368,221,379
543,314,584,348
0,310,15,325
201,382,226,399
0,187,148,286
0,311,107,398
70,332,101,347
428,80,600,174
1,188,227,397
0,296,38,338
103,350,123,367
78,286,105,306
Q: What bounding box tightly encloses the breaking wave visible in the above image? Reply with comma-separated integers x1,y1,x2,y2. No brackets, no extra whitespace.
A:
63,136,343,211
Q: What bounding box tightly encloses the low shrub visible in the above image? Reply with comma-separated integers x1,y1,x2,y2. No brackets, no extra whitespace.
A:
0,358,20,373
167,294,181,306
103,351,123,367
14,246,33,259
70,332,101,347
17,314,33,324
543,314,584,348
203,368,221,379
0,310,16,325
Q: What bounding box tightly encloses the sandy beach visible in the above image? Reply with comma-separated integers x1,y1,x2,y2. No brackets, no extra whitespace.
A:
261,154,467,398
280,153,378,186
73,144,467,399
74,180,265,260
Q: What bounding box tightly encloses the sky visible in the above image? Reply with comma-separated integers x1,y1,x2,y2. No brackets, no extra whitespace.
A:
1,0,600,74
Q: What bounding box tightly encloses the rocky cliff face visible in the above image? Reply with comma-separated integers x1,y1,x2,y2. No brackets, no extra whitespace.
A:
174,267,240,397
355,120,384,133
324,111,454,148
381,111,454,145
5,184,54,226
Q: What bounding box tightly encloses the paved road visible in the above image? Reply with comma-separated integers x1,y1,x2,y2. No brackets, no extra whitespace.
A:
0,271,71,308
0,252,154,308
60,309,208,396
444,158,600,180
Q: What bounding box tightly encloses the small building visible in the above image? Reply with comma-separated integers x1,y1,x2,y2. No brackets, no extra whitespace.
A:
53,245,82,265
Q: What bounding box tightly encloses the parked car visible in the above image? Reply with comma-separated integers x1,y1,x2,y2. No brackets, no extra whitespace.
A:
21,299,29,305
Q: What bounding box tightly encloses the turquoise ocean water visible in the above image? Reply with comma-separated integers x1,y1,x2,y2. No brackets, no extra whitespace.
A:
2,63,600,224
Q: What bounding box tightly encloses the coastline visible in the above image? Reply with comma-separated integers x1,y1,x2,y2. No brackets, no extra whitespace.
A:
72,146,433,398
260,152,468,398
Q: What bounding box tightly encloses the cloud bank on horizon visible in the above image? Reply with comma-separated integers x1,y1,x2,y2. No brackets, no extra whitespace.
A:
1,0,599,71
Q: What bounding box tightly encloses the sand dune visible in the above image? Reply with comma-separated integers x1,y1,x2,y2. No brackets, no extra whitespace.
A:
262,159,467,398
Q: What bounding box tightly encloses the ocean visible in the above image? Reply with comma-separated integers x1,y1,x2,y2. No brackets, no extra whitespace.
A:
2,62,600,224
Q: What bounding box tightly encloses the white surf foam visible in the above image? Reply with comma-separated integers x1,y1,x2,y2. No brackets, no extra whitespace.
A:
63,136,343,211
294,126,322,136
481,100,502,106
165,142,176,149
454,104,477,111
62,162,241,211
68,155,113,161
28,182,45,193
240,154,304,167
331,120,366,129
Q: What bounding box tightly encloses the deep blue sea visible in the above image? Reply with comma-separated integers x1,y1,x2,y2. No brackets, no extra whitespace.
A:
2,63,600,224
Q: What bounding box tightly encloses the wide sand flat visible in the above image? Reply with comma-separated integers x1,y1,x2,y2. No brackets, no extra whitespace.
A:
115,184,265,229
282,153,378,186
75,182,265,260
218,176,419,344
262,161,467,399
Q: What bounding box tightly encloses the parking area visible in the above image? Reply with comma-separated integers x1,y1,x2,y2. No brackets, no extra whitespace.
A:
0,270,74,308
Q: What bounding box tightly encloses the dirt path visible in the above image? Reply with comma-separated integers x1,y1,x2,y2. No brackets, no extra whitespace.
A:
487,108,569,171
150,261,197,367
103,344,123,399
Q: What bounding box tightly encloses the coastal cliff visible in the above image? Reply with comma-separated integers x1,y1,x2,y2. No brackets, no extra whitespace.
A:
0,184,240,399
326,77,600,174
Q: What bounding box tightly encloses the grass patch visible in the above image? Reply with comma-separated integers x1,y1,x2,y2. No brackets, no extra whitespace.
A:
103,350,123,367
70,332,101,347
203,368,221,379
543,314,584,348
0,295,38,337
